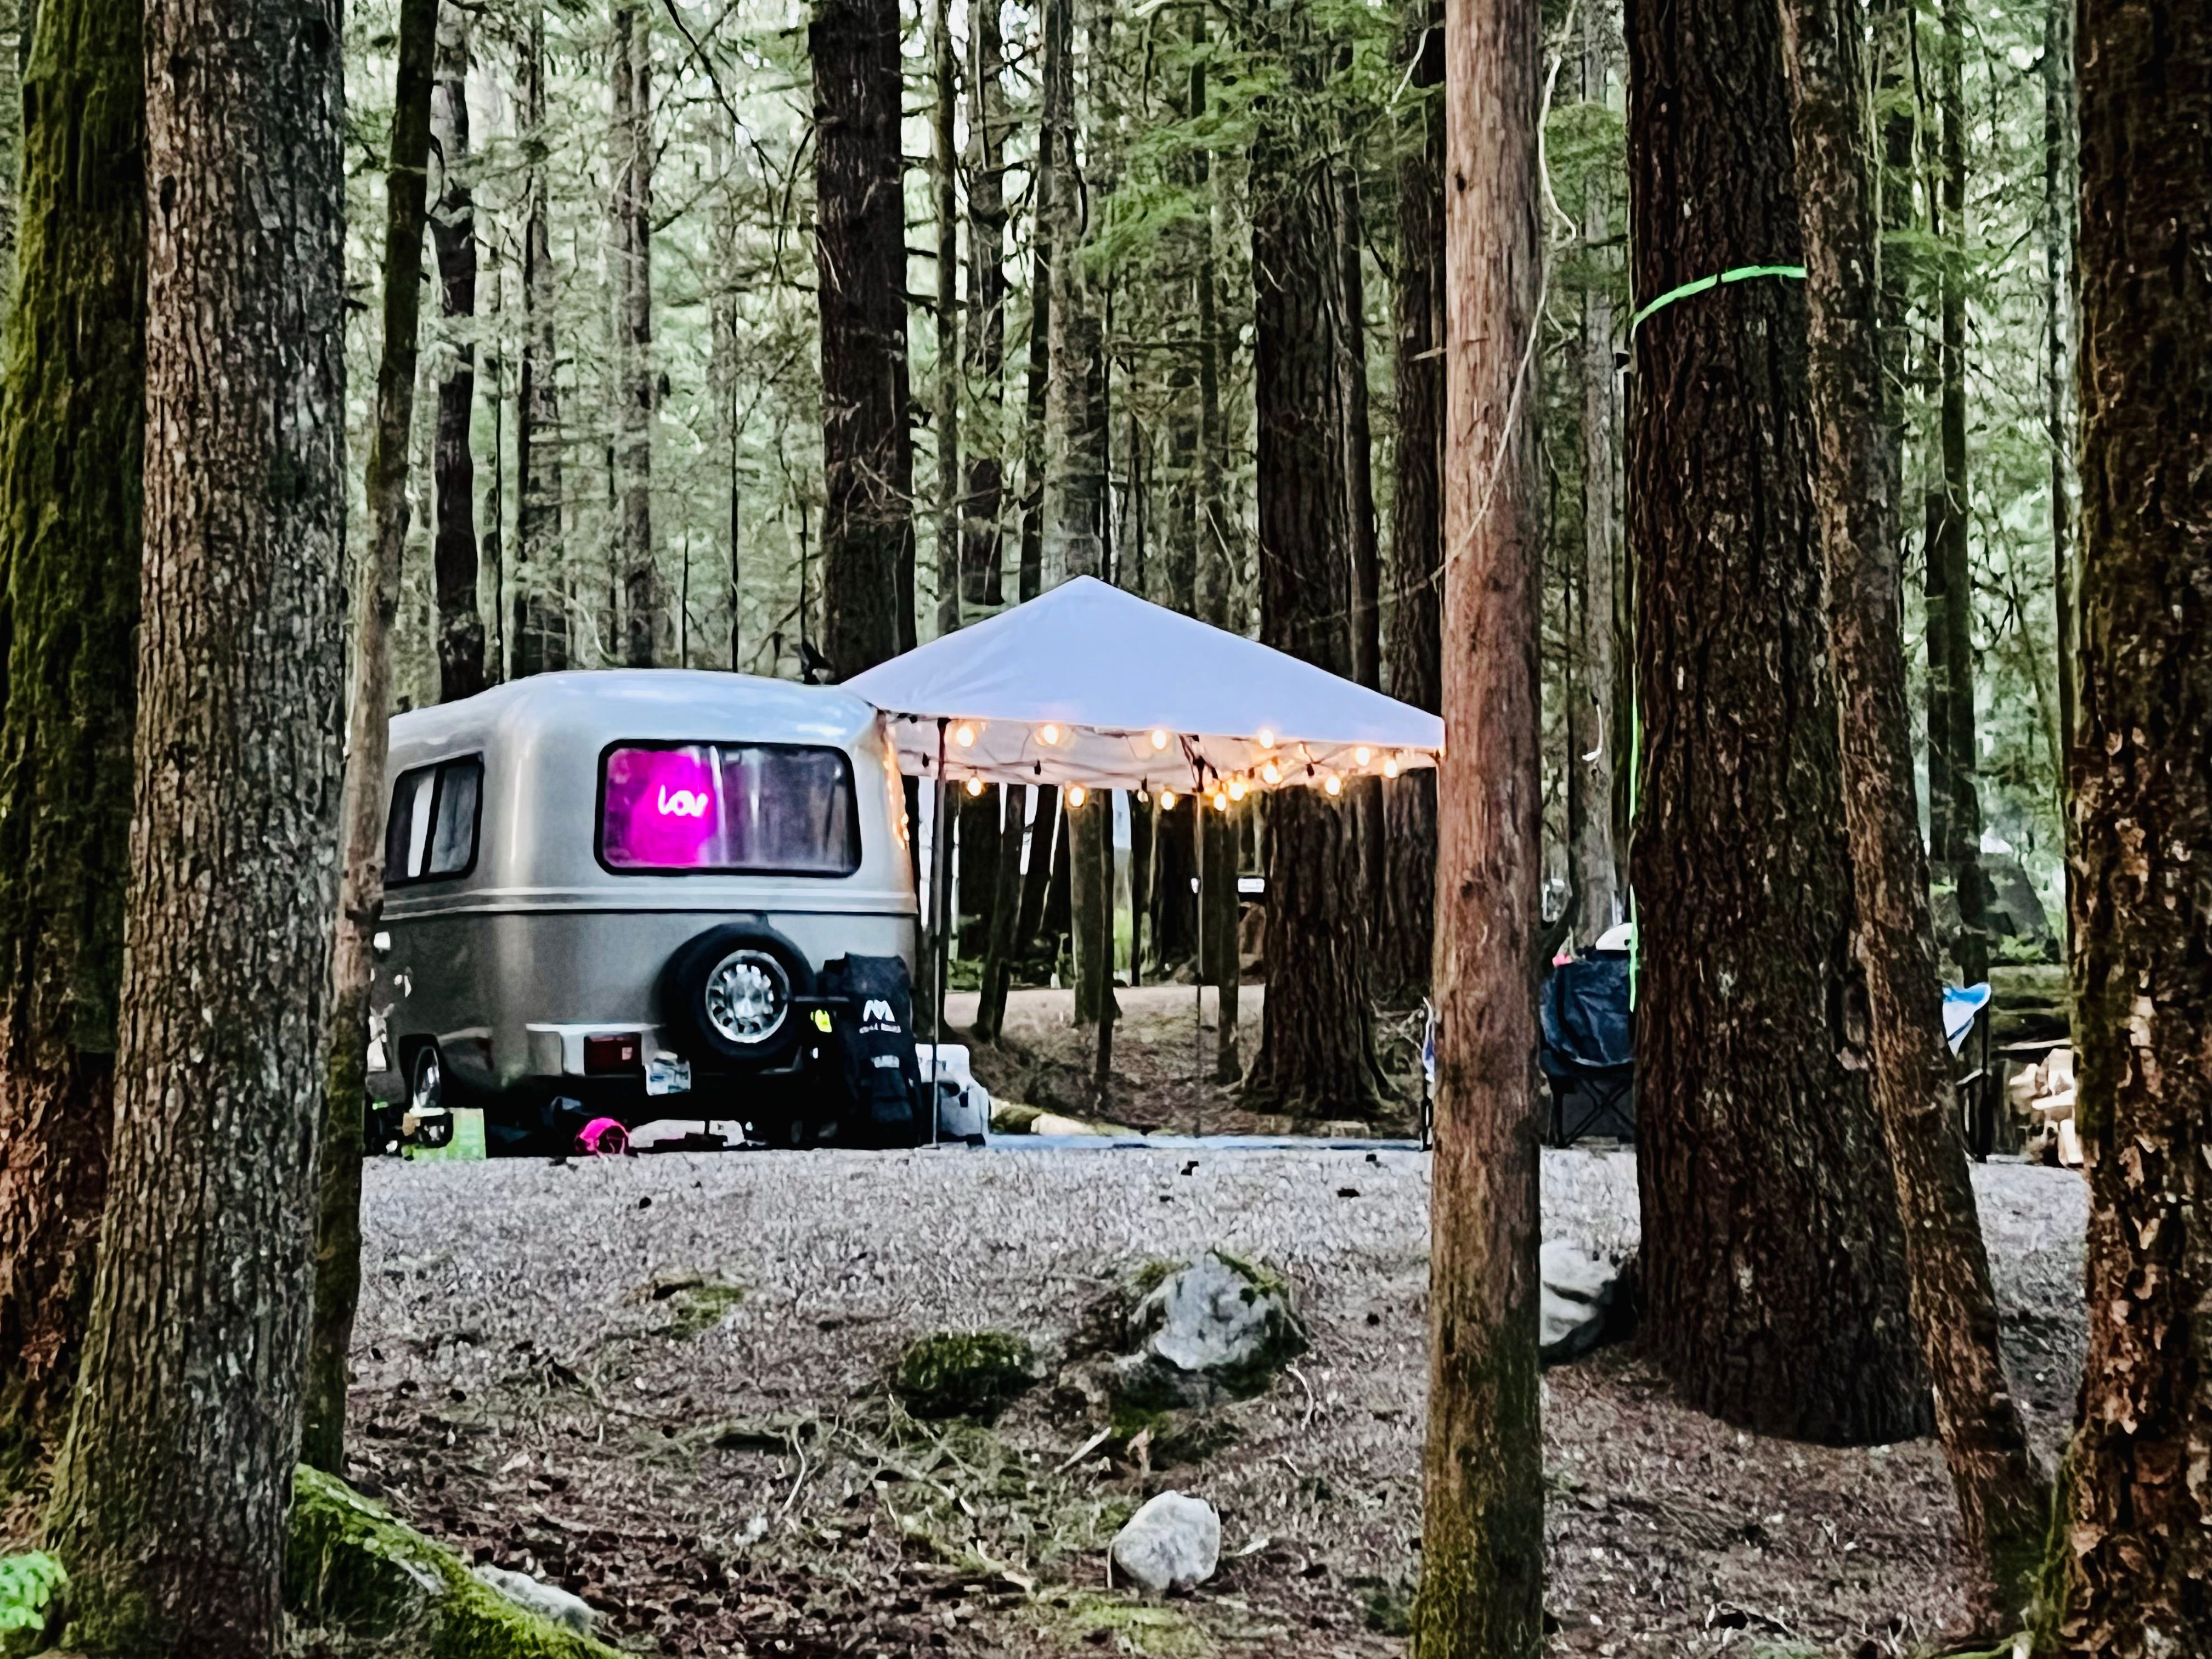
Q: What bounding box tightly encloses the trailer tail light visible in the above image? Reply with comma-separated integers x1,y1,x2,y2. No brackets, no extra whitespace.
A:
584,1032,644,1075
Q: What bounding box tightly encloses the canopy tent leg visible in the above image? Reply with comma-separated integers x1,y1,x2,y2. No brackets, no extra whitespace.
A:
929,718,951,1143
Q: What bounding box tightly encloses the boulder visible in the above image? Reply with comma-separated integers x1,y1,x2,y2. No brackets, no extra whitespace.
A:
1115,1252,1307,1408
1110,1491,1221,1594
1539,1239,1618,1364
475,1566,595,1635
286,1464,625,1658
893,1329,1040,1420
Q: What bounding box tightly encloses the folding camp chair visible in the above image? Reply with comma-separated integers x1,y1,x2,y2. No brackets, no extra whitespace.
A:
1541,953,1635,1148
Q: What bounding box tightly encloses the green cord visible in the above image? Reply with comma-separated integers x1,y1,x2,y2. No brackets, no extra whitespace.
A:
1628,262,1807,337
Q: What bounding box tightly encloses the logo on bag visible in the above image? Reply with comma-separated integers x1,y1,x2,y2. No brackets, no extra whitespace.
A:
861,998,896,1024
657,786,710,817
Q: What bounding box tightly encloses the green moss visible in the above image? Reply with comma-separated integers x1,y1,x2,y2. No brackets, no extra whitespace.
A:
1105,1401,1240,1468
648,1277,744,1339
891,1330,1039,1421
286,1465,626,1658
1359,1580,1414,1638
1039,1592,1210,1657
0,1553,65,1655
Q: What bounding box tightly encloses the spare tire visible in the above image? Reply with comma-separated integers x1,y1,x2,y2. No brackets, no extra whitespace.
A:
660,921,815,1069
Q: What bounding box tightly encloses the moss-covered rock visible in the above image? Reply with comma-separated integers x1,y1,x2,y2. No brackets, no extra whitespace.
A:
891,1330,1040,1421
1114,1251,1307,1409
286,1465,627,1658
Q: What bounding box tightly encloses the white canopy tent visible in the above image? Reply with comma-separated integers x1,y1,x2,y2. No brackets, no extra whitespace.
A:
845,578,1445,1138
844,576,1444,798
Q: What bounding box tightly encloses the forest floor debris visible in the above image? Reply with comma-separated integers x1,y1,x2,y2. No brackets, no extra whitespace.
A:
348,1146,2086,1656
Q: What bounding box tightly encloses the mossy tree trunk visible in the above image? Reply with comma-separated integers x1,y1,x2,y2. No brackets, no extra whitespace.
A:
1624,0,1930,1446
0,0,143,1478
2049,2,2212,1645
1780,0,2052,1614
430,2,484,702
1410,0,1542,1641
42,0,347,1637
302,0,437,1481
515,0,567,676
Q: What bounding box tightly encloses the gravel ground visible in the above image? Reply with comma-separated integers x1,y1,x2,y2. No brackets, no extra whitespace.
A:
349,1147,2086,1658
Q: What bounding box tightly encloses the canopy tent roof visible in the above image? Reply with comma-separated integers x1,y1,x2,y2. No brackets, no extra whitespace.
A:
844,576,1444,794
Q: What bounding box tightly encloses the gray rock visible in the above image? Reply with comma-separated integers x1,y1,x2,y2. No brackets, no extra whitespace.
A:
1539,1238,1618,1363
1115,1251,1307,1407
1110,1490,1221,1594
473,1563,595,1634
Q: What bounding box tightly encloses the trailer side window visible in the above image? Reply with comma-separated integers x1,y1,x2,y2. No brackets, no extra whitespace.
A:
600,742,860,876
385,756,483,885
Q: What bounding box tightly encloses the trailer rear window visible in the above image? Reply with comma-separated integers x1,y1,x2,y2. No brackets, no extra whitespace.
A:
599,743,861,876
385,755,483,885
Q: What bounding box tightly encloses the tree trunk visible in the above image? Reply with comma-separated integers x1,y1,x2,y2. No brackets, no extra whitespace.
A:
1569,1,1618,945
811,0,911,680
612,1,657,667
0,0,142,1474
1243,8,1384,1119
1624,0,1929,1446
1012,783,1060,972
1927,0,1985,986
1128,791,1152,983
962,0,1006,610
1339,159,1389,967
516,0,567,676
1040,0,1103,588
429,2,483,702
1380,0,1442,1001
1151,791,1197,968
1070,788,1107,1028
1015,127,1051,608
2049,4,2212,1645
1203,798,1240,1082
930,0,958,636
42,0,347,1634
1410,0,1542,1641
300,0,435,1481
1779,0,2054,1615
974,785,1026,1041
2041,0,2075,794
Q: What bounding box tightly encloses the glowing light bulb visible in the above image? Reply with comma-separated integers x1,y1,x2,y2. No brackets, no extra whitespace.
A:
1382,754,1401,779
1211,791,1229,814
1066,784,1088,808
1323,773,1343,797
1137,788,1150,804
1257,727,1277,749
1039,723,1062,746
1355,745,1372,766
954,722,977,748
1150,729,1170,751
1227,777,1248,803
1160,789,1177,810
1260,760,1282,786
964,775,985,797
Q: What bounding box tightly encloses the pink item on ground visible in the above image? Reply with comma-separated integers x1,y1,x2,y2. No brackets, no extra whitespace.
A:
577,1116,630,1156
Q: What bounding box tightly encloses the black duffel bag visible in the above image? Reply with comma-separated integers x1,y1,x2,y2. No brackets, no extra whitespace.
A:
815,955,927,1147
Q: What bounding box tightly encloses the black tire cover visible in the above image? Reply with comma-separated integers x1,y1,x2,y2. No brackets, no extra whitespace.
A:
660,919,815,1066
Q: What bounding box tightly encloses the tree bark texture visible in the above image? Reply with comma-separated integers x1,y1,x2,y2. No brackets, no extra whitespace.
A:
961,0,1006,610
2052,4,2212,1647
1012,783,1060,972
1150,791,1196,967
1624,0,1928,1446
613,2,658,667
930,0,958,636
1040,0,1104,588
1779,0,2052,1611
1411,0,1542,1643
1243,8,1383,1118
1380,0,1442,1001
43,0,347,1638
0,0,142,1471
811,0,912,680
973,785,1026,1041
1338,163,1389,959
430,2,484,701
1570,1,1620,944
1203,798,1240,1082
1015,113,1052,608
516,1,567,676
2041,0,2075,788
302,0,435,1482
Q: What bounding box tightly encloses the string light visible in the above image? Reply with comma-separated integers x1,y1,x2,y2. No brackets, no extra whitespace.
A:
964,776,985,797
1355,745,1372,766
955,722,978,747
1260,760,1282,786
1150,729,1170,751
1323,773,1343,797
1382,754,1401,779
1039,723,1062,746
1257,727,1277,749
1227,777,1248,803
1137,786,1151,804
1066,783,1088,808
1160,789,1177,810
1211,790,1229,813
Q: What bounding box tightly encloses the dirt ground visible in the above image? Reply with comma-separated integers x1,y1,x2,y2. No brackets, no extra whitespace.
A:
342,1136,2088,1659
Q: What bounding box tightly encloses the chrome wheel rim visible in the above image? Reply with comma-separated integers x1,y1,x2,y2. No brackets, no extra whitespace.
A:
704,950,789,1045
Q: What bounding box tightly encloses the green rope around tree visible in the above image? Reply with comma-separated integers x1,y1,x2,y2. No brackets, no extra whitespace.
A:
1628,263,1808,336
